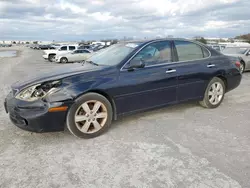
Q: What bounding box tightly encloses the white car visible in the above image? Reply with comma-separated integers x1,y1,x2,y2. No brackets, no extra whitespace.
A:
207,44,226,52
55,49,92,63
42,45,78,62
221,47,250,73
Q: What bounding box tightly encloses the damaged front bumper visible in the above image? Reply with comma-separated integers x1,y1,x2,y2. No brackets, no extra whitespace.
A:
4,91,72,133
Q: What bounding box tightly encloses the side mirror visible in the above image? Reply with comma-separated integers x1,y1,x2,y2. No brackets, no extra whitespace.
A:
247,52,250,56
128,59,145,70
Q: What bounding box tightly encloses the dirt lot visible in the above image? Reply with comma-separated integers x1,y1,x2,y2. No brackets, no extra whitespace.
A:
0,46,250,188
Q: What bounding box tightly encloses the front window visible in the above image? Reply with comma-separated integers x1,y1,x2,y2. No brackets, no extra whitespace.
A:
82,50,90,53
87,43,140,66
73,50,80,54
222,47,248,54
131,41,172,66
60,46,67,51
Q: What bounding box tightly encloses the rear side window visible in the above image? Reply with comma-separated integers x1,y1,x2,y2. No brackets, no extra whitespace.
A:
69,46,76,50
60,46,67,51
82,50,90,53
174,41,208,61
202,48,210,58
74,50,80,53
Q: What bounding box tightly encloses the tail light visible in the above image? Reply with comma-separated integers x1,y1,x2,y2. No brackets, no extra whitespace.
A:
235,61,241,69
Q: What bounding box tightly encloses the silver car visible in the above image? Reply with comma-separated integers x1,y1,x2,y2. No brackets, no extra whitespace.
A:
222,47,250,73
55,49,92,63
208,44,226,52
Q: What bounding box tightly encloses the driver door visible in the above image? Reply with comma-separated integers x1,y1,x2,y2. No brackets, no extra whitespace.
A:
79,50,91,61
115,41,178,115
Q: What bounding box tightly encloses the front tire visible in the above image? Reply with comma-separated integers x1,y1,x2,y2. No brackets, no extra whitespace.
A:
60,57,68,63
48,54,55,62
66,93,113,138
199,77,225,108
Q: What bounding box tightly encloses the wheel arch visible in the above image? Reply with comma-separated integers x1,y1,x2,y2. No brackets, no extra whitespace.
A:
240,59,246,68
60,57,68,63
215,75,228,91
75,89,117,120
240,59,245,64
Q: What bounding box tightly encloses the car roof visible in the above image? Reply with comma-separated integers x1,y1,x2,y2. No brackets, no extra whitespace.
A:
123,38,204,45
121,38,209,50
225,46,250,48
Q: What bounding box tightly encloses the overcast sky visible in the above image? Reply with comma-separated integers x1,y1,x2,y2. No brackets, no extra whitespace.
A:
0,0,250,41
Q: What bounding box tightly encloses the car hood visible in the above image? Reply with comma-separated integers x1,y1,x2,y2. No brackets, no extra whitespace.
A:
44,49,58,54
12,63,102,91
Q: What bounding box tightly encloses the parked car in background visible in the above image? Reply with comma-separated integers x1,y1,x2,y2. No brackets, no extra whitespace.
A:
221,47,250,73
30,44,40,49
78,45,92,50
91,44,106,51
42,44,79,62
5,38,242,138
39,44,56,50
207,44,226,52
55,49,92,63
51,43,61,48
0,44,12,47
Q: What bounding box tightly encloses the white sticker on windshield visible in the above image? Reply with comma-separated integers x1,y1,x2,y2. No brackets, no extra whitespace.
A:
126,43,138,48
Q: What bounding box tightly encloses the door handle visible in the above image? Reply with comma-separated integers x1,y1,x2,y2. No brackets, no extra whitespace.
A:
166,69,176,73
207,64,215,68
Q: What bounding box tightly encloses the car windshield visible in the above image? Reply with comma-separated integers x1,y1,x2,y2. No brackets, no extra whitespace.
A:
86,43,140,66
222,47,248,54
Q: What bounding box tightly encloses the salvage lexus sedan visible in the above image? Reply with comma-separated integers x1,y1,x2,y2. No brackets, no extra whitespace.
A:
4,39,242,138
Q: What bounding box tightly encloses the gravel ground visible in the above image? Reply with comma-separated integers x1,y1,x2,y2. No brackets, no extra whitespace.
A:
0,46,250,188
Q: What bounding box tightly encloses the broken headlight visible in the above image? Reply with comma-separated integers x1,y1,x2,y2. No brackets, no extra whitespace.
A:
15,80,61,101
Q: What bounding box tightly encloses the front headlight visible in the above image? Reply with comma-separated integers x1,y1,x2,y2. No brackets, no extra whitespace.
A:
15,80,61,101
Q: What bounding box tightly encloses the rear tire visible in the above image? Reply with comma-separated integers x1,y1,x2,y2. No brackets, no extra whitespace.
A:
66,93,113,139
60,57,68,63
199,77,225,109
240,61,245,73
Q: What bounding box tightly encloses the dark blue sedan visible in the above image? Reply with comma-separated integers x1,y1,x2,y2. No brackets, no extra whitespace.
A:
4,39,242,138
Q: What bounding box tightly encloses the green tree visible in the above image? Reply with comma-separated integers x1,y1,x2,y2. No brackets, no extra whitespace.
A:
196,37,207,44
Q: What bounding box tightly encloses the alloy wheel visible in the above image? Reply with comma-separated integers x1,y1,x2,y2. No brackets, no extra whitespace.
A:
208,82,224,105
61,58,68,63
240,62,244,74
74,100,108,134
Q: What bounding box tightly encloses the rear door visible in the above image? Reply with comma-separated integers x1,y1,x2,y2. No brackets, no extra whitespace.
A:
173,40,219,102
